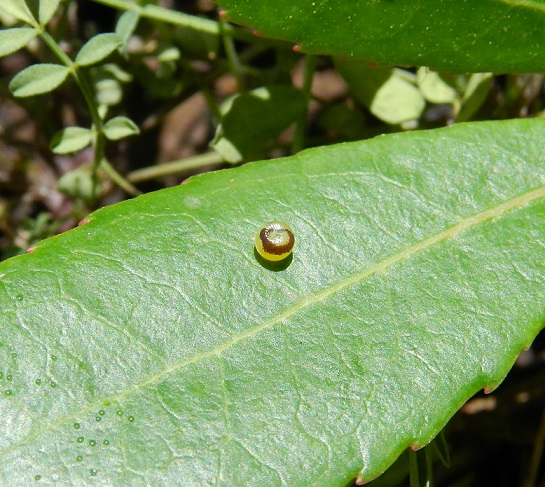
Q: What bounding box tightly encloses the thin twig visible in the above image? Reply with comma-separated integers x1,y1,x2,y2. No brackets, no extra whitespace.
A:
126,152,224,183
522,404,545,487
292,55,316,154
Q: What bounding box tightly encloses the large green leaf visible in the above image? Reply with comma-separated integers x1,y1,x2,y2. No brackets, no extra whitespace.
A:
1,120,545,485
215,0,545,73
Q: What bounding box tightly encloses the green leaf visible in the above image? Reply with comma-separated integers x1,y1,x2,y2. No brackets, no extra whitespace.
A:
216,0,545,73
115,10,139,47
1,119,545,485
456,73,494,123
50,126,93,154
95,78,123,106
174,25,220,61
39,0,61,25
318,104,367,140
417,68,458,105
91,64,133,107
0,0,36,24
9,63,70,97
211,85,307,163
103,116,139,140
57,166,100,202
335,60,425,125
0,27,37,57
157,46,180,63
75,33,121,67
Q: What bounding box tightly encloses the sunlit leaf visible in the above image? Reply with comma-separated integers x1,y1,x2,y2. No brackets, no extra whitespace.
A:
9,63,70,97
0,0,36,24
211,85,306,163
1,120,544,484
0,27,37,57
50,126,93,154
39,0,61,25
335,60,425,124
103,116,139,140
115,10,139,47
75,33,121,67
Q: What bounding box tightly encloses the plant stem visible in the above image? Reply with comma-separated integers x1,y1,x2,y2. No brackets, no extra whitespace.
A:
38,31,103,147
292,54,316,154
91,0,287,47
522,405,545,487
101,159,141,194
201,87,222,121
408,446,433,487
126,152,224,183
93,0,221,33
219,16,244,93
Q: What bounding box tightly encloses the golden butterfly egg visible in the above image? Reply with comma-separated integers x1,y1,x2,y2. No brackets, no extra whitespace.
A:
255,221,295,261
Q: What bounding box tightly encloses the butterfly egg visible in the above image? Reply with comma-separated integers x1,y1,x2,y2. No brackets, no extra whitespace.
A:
255,221,295,261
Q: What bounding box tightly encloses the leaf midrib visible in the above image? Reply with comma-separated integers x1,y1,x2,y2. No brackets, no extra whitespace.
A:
5,183,545,455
